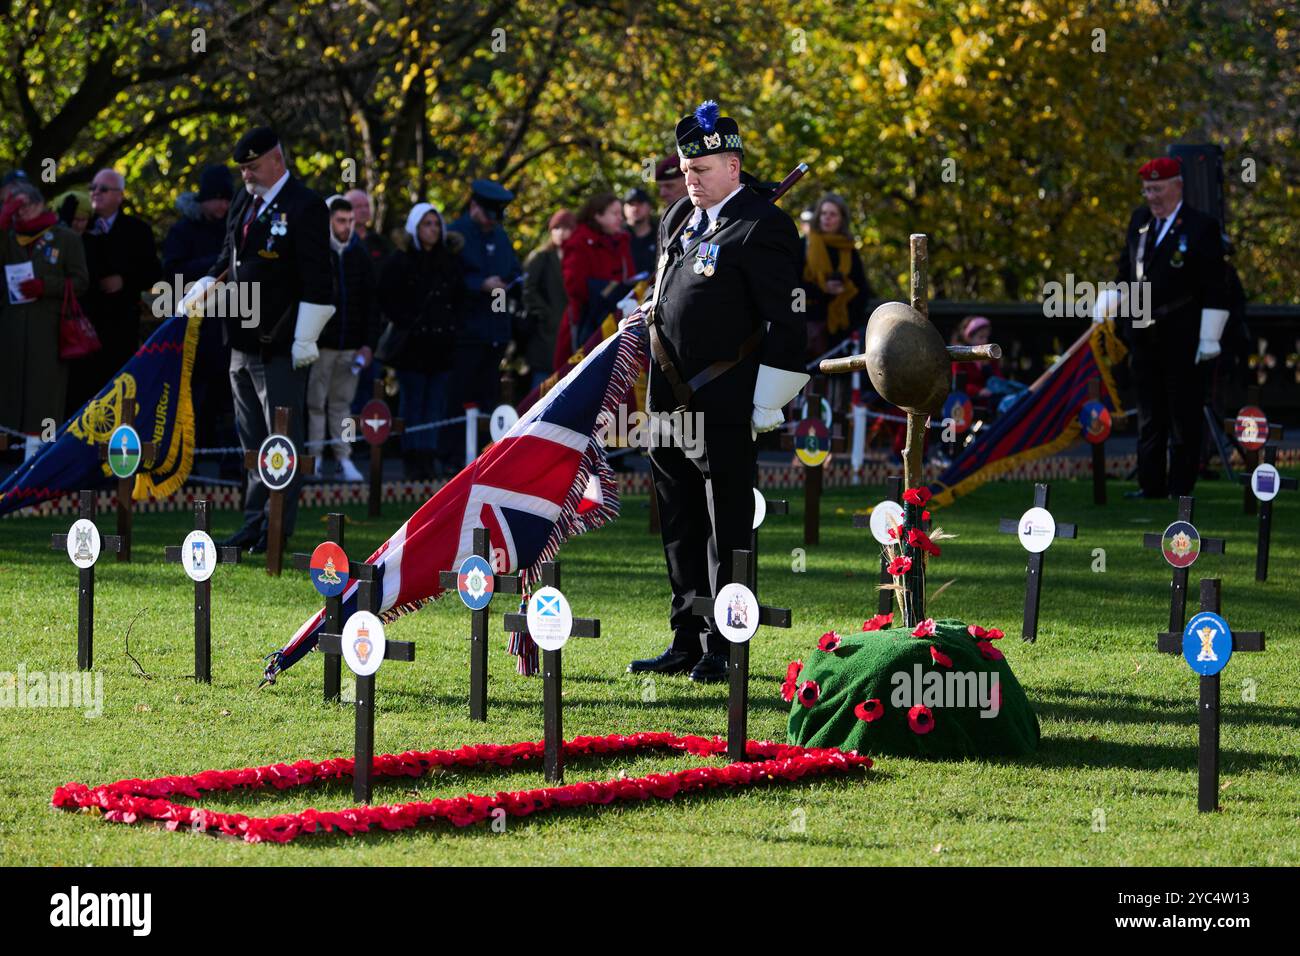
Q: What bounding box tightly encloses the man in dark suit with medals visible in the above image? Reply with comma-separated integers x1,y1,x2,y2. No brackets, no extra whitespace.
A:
1095,156,1229,500
627,101,808,683
180,127,334,550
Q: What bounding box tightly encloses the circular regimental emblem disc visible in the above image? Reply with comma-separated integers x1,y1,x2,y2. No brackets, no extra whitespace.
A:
342,611,386,677
1250,463,1280,502
310,541,350,597
942,392,973,435
107,424,143,478
869,500,905,546
1017,506,1056,553
258,434,298,491
1234,405,1268,451
1161,520,1201,569
456,554,495,611
489,404,519,442
182,530,218,582
66,518,101,569
359,399,392,446
1182,611,1232,676
1079,401,1111,444
794,417,831,467
526,586,573,651
715,582,760,643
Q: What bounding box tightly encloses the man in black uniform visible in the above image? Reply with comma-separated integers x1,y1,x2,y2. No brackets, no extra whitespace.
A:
627,101,808,683
1095,156,1228,499
180,127,334,550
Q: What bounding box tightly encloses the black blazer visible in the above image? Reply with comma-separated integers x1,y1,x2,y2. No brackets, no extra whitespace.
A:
648,186,805,425
209,175,333,355
1114,202,1227,354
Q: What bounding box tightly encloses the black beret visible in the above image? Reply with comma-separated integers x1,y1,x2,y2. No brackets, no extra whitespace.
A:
232,127,280,165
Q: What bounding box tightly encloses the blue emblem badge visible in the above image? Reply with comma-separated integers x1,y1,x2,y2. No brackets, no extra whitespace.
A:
456,554,495,611
1182,611,1232,676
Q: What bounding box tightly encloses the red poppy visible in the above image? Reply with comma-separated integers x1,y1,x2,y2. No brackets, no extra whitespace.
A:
862,612,893,632
797,680,821,708
785,659,804,683
908,705,935,734
887,555,913,575
817,631,842,652
908,527,941,557
903,487,932,506
977,640,1004,661
967,624,987,639
854,699,884,722
930,646,952,668
922,510,931,522
912,618,937,638
985,627,1005,641
780,678,797,703
887,525,900,540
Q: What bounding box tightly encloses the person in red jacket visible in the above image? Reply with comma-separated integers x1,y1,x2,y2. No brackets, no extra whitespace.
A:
949,314,1001,399
553,191,635,372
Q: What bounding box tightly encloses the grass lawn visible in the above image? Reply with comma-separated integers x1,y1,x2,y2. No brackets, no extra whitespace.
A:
1,473,1296,866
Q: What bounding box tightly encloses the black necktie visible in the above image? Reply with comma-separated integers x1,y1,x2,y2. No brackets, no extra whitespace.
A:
1145,218,1163,263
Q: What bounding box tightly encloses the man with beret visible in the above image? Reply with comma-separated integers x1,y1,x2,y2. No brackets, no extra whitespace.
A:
442,179,521,466
1095,155,1228,499
623,187,657,274
181,127,334,551
627,100,808,683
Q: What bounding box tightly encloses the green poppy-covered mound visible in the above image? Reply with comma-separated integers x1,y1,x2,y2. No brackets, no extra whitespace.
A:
785,618,1039,759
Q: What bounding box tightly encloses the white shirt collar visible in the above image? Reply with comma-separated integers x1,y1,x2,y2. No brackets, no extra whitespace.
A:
682,183,744,247
253,169,291,209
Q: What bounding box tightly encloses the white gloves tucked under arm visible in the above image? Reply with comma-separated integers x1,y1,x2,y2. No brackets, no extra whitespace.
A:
291,302,335,369
752,365,810,440
1092,288,1120,323
1196,308,1230,364
175,275,217,317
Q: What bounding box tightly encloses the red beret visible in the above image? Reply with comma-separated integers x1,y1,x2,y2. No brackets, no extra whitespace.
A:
654,155,683,182
1138,157,1182,181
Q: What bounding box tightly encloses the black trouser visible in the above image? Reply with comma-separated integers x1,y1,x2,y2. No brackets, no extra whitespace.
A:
229,349,307,538
1129,331,1205,498
648,422,756,657
438,340,503,466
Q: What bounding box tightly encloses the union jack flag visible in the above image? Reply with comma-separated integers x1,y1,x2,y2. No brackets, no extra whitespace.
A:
263,328,644,683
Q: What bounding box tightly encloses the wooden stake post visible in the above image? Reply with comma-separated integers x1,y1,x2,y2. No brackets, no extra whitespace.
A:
1157,579,1264,812
997,483,1078,641
437,526,521,721
1235,445,1296,582
854,476,902,615
163,500,241,683
502,561,601,783
780,378,845,546
290,513,356,702
689,549,792,762
96,396,156,563
1086,380,1107,506
318,563,414,804
1141,496,1226,633
243,405,314,577
349,379,404,518
48,490,122,670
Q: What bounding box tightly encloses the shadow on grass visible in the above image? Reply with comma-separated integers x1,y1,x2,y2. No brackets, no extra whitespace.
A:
1032,685,1300,731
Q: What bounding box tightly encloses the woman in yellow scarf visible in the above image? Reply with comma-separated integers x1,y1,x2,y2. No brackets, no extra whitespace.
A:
801,193,872,361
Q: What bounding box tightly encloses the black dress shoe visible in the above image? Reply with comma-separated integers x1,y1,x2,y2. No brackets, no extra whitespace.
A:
627,647,700,675
1123,489,1165,500
247,533,269,554
219,525,261,548
688,651,729,684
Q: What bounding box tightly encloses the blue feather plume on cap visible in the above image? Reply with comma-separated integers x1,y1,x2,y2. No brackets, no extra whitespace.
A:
694,100,720,133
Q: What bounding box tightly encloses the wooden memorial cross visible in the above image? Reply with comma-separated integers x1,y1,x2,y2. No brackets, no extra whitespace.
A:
437,526,521,721
163,499,241,683
690,549,792,762
780,377,845,546
502,561,601,783
1235,444,1296,582
1223,386,1281,516
243,405,314,577
318,562,414,804
1141,496,1226,633
1157,579,1264,812
290,513,358,702
48,490,122,670
96,395,157,562
348,378,405,518
997,483,1078,641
